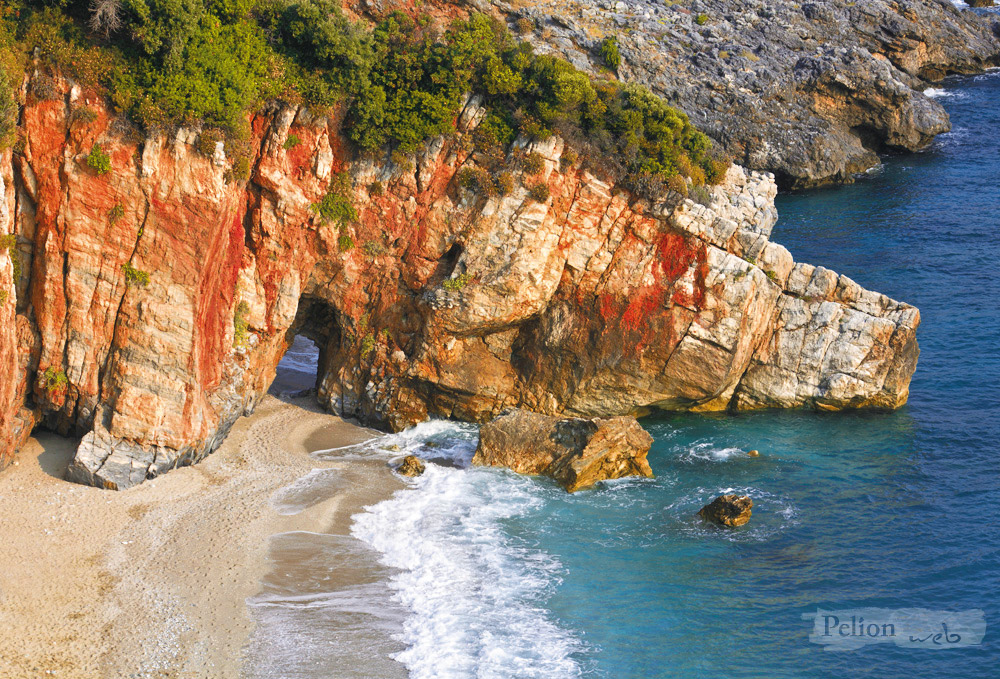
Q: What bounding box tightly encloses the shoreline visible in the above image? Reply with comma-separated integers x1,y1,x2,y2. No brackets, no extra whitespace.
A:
0,393,402,678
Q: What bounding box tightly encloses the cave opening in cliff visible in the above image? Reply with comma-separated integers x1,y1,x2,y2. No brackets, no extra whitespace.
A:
270,297,341,398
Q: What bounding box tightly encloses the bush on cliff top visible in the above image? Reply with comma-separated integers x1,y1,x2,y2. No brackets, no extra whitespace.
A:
2,1,728,189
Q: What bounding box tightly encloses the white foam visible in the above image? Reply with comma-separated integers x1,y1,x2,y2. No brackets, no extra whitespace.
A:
313,418,480,463
279,335,320,373
683,442,746,462
351,456,585,678
270,468,347,515
923,87,960,99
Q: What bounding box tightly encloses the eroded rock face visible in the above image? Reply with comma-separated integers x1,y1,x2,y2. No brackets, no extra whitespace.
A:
472,409,654,492
699,494,753,527
0,74,920,488
505,0,1000,187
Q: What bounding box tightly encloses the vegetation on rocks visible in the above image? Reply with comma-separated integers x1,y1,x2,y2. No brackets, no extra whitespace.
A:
86,143,112,174
42,367,68,394
233,300,251,347
599,35,620,72
0,1,727,193
122,262,150,287
0,233,19,281
443,272,472,291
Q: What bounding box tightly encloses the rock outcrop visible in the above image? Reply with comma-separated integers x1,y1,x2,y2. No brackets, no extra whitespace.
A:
506,0,1000,187
699,494,753,527
396,455,426,477
0,71,920,488
472,409,654,492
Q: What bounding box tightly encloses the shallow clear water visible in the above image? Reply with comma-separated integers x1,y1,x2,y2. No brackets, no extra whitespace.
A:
348,71,1000,678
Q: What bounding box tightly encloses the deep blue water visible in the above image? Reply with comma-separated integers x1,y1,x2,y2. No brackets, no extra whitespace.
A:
348,70,1000,678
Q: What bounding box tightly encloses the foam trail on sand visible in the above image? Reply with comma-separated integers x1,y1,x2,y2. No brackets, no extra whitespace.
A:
351,422,585,679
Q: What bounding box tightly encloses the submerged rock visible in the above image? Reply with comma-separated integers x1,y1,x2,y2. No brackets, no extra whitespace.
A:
396,455,426,477
472,409,654,492
699,494,753,527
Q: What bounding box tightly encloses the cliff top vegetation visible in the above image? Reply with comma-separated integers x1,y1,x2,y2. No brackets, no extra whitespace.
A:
0,0,728,192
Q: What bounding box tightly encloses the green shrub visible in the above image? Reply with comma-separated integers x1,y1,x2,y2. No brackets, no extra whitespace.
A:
1,7,725,197
599,36,621,72
696,14,709,26
86,144,112,175
368,180,384,196
494,171,514,196
457,166,483,190
527,181,551,203
0,290,7,305
443,272,472,291
233,300,251,348
522,151,545,174
338,233,354,251
71,107,98,125
515,17,534,35
667,174,688,197
360,332,375,357
122,262,150,287
690,184,712,206
313,171,357,224
0,233,20,281
198,129,224,156
0,53,17,151
559,147,577,171
229,155,251,182
43,367,68,394
283,133,301,149
108,203,125,225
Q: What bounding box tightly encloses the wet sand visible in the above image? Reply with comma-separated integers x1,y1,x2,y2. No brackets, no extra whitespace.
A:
0,393,404,678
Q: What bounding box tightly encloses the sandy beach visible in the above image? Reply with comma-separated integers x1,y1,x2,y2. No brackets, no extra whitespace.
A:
0,393,404,678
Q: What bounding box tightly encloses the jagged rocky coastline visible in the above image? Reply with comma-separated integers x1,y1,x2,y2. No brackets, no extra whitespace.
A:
506,0,1000,186
0,69,920,489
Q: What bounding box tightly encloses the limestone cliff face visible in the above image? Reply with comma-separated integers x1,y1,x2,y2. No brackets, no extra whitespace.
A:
0,75,919,488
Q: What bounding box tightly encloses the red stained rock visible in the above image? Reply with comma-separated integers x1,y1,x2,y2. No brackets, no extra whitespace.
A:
0,86,920,488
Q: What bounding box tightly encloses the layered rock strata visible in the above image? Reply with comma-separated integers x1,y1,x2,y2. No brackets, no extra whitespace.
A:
0,74,919,488
505,0,1000,187
472,408,654,492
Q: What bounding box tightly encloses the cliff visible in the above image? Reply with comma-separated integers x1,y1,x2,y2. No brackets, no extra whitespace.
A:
507,0,1000,187
0,74,919,488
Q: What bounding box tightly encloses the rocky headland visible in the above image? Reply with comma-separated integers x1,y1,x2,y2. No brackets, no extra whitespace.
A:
0,73,919,488
0,1,947,490
505,0,1000,186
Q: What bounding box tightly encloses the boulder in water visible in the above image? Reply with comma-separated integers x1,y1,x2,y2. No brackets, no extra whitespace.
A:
699,494,753,527
472,409,654,492
397,455,426,477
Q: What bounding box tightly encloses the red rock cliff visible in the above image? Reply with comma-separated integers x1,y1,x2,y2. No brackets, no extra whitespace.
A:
0,76,919,488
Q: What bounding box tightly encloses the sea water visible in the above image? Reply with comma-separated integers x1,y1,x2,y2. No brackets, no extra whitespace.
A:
280,70,1000,677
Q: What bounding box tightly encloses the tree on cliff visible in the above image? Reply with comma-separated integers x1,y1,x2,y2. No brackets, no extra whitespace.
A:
1,0,728,191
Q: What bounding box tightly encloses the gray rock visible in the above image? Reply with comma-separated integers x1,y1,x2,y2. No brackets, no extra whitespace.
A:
510,0,1000,187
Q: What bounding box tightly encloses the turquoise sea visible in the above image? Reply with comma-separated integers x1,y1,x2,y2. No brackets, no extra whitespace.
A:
266,69,1000,678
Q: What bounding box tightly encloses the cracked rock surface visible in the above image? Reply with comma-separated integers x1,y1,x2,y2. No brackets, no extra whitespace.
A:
0,76,919,488
503,0,1000,187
